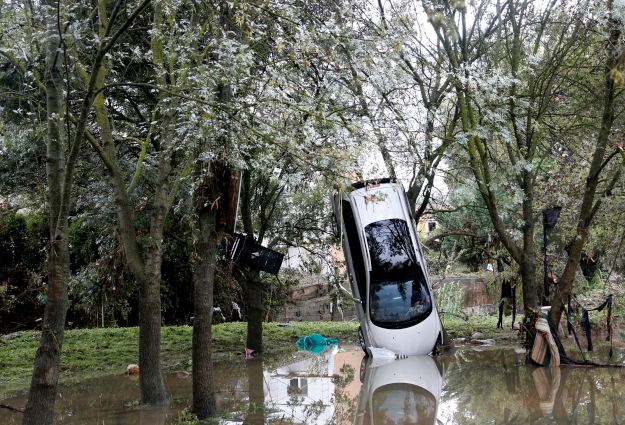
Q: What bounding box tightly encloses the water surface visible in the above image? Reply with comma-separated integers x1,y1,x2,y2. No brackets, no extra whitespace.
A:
2,344,625,424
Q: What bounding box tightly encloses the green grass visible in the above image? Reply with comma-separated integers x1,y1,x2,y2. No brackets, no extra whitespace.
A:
442,314,520,341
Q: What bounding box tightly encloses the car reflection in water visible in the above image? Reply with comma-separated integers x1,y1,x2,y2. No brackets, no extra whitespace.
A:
226,348,443,425
355,355,442,425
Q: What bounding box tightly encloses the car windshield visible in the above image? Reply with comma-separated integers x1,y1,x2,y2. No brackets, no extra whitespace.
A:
369,273,432,327
365,219,418,279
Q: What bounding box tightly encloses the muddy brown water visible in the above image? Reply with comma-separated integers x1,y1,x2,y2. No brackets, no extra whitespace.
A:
2,344,625,424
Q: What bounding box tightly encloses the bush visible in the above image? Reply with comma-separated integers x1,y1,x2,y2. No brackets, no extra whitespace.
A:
0,209,47,332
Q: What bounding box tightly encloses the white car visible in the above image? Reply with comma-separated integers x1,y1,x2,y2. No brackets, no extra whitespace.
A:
332,178,443,356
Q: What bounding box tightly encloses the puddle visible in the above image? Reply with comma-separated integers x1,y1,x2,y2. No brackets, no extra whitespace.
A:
2,344,625,424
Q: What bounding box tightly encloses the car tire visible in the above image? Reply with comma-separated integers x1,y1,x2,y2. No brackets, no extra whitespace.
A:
433,332,443,356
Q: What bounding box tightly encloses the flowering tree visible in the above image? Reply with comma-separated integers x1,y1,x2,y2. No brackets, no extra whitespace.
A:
423,0,619,311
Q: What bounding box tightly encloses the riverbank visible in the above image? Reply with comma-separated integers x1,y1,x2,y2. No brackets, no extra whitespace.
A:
0,316,509,398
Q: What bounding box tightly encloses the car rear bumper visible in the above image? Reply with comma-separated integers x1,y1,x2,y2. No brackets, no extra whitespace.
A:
365,309,441,356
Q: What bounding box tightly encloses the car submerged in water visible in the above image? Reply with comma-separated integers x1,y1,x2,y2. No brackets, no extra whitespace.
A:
332,178,442,356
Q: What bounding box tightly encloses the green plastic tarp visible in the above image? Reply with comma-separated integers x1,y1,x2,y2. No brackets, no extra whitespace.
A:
295,333,339,354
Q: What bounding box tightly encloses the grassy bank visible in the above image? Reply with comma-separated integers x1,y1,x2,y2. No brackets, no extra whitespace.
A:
0,321,359,397
444,315,521,342
0,316,509,398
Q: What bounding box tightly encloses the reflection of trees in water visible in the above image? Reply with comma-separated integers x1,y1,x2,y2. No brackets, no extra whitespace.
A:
303,399,328,423
216,349,625,424
244,358,265,425
331,364,358,425
371,392,417,425
369,386,435,425
440,348,534,424
439,347,625,424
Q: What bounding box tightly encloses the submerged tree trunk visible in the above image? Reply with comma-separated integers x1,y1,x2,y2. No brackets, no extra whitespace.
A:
239,169,264,353
23,4,70,423
138,263,166,404
244,358,265,424
191,206,218,418
23,240,70,425
245,269,264,353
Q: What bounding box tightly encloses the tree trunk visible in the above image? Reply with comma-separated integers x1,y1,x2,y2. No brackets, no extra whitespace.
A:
407,112,436,219
23,239,70,425
192,207,218,418
520,256,536,310
86,0,168,404
138,255,166,404
521,173,538,310
23,3,70,423
550,233,585,324
138,155,170,405
245,269,264,353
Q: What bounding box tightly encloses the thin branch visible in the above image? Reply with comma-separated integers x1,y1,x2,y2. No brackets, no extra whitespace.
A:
0,403,25,413
100,0,151,56
56,0,152,234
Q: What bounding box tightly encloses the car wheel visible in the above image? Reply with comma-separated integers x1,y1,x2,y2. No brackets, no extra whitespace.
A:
358,326,367,354
433,332,443,356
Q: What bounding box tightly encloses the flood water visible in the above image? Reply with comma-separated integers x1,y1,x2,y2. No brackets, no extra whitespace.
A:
2,344,625,424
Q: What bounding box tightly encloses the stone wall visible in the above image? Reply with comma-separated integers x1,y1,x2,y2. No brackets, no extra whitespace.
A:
432,276,497,315
275,282,356,322
275,275,495,322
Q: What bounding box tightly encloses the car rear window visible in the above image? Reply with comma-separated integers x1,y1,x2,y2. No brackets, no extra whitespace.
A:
365,219,418,277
